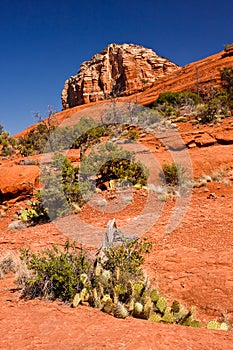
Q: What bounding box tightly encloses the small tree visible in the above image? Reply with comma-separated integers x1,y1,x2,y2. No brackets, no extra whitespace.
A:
220,67,233,109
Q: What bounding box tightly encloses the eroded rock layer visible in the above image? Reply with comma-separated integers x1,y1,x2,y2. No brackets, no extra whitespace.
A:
62,43,179,109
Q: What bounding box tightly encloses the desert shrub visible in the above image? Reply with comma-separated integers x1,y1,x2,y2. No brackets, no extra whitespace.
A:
220,67,233,94
71,117,111,160
197,87,231,123
220,67,233,109
224,43,233,52
160,162,186,186
0,128,16,156
152,91,201,108
151,91,201,117
20,241,91,301
17,119,57,156
197,102,219,124
18,238,206,328
0,252,18,278
17,116,111,157
79,142,149,196
126,129,139,142
102,238,152,276
39,153,82,220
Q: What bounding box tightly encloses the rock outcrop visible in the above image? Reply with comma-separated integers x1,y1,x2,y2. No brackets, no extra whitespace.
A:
62,43,180,109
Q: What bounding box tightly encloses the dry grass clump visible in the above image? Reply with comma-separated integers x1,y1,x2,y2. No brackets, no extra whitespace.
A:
0,251,30,285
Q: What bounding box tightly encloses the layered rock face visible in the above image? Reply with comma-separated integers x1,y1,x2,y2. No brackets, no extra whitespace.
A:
62,43,180,109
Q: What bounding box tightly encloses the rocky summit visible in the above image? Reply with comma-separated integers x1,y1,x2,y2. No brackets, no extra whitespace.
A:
61,43,179,109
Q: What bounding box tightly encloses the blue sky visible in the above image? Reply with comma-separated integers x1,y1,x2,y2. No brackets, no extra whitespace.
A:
0,0,232,135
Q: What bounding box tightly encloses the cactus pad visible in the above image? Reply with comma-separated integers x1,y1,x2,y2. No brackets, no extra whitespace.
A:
149,313,162,323
156,296,167,313
114,302,129,319
72,293,81,308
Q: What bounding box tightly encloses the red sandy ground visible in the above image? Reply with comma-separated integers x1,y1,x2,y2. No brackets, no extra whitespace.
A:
1,116,233,349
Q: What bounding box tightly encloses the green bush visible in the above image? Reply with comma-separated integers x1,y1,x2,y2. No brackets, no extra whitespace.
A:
220,67,233,109
160,163,186,186
19,238,203,327
102,238,152,276
0,128,16,156
80,142,149,195
20,241,91,301
151,91,201,117
39,153,81,220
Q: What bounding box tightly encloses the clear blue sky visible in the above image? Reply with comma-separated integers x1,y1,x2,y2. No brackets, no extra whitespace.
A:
1,0,232,135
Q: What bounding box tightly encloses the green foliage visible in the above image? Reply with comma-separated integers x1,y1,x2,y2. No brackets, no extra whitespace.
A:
126,129,139,142
80,142,149,196
220,67,233,110
20,241,91,301
17,115,57,156
71,117,110,160
20,200,49,225
17,116,111,157
154,91,201,107
0,128,16,156
22,143,148,222
220,67,233,94
102,238,152,276
151,91,201,117
39,152,82,220
18,238,214,329
160,162,186,186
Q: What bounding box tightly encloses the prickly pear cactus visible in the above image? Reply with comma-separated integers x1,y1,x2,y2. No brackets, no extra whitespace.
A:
156,296,167,313
206,320,228,330
206,320,221,329
149,313,162,323
190,320,202,328
94,264,102,277
102,294,112,303
114,284,127,295
171,300,181,313
72,293,81,308
102,299,115,315
101,269,111,284
80,287,90,302
132,282,144,299
150,289,160,303
114,302,129,319
162,308,175,324
179,306,195,326
133,301,144,317
219,322,228,331
143,297,154,319
97,282,104,298
92,287,102,308
128,298,135,313
173,305,186,323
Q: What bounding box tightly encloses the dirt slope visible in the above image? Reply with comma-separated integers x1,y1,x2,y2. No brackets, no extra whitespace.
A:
1,49,233,349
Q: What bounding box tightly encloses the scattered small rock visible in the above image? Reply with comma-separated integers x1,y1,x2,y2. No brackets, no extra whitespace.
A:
8,220,27,230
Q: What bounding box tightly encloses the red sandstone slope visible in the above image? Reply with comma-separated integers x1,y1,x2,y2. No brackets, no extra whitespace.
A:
1,48,233,349
15,49,233,138
134,49,233,105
